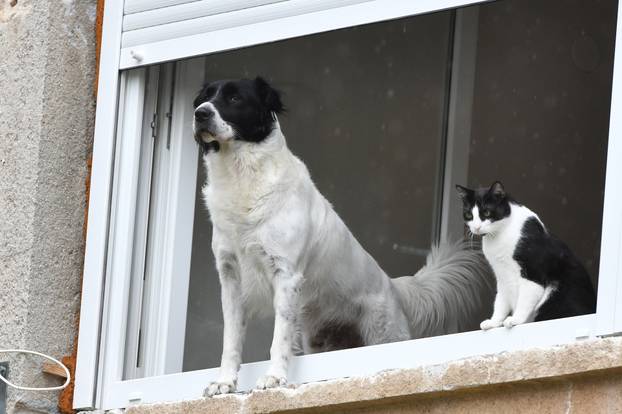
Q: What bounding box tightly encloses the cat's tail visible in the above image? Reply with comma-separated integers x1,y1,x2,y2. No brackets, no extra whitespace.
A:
391,240,495,338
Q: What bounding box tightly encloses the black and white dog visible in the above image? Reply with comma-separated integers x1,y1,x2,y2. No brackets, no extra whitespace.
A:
193,77,493,396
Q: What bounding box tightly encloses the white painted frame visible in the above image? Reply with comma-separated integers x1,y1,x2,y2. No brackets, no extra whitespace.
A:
123,66,161,381
107,315,595,409
118,0,497,69
75,0,622,410
138,59,203,378
95,68,148,409
440,7,480,244
123,0,288,31
74,0,125,408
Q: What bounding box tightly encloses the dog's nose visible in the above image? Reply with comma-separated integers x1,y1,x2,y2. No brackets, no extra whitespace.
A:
195,107,213,122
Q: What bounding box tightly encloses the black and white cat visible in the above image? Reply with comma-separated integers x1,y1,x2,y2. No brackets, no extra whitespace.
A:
456,181,596,330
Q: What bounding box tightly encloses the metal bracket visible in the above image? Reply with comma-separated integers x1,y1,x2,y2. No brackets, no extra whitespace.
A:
150,112,159,139
0,362,8,414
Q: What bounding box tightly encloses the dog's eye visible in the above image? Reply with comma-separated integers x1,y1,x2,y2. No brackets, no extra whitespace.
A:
482,210,491,218
464,211,473,221
229,95,242,104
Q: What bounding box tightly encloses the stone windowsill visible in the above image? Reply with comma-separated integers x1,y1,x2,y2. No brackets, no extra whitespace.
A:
124,337,622,413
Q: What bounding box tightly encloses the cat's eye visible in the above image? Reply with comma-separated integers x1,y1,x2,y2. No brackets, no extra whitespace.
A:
464,211,473,220
482,210,491,218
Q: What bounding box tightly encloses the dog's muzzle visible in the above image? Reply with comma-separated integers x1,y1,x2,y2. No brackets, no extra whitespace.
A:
193,107,220,153
195,106,213,123
193,106,214,141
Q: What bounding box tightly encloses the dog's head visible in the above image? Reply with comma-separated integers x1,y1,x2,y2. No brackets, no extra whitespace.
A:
193,77,284,151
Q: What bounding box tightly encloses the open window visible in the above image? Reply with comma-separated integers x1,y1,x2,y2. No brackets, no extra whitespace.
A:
75,0,622,410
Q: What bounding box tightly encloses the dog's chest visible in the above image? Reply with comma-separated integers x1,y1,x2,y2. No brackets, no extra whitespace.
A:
203,153,288,262
205,180,279,312
203,165,282,232
205,183,266,227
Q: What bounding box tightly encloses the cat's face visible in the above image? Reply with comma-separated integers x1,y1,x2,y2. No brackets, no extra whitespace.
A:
456,182,512,236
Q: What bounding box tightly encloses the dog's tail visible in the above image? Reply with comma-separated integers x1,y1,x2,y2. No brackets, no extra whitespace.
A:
391,240,495,339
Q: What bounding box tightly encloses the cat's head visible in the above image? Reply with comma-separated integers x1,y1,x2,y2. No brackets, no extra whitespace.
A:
455,181,512,236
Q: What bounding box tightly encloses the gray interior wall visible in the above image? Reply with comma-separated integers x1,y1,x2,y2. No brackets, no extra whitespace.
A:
467,0,617,287
182,0,617,373
183,11,454,372
0,1,96,412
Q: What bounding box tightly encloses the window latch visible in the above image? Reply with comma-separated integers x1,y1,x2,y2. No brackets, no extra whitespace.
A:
128,391,143,405
150,113,158,139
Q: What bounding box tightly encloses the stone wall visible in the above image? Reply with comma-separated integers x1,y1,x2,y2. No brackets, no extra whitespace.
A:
0,0,97,412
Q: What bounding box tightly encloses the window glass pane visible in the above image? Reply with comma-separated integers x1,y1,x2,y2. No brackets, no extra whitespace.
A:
124,0,617,379
184,10,454,372
466,0,616,289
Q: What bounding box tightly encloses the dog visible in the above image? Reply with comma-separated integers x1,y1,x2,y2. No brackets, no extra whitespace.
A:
192,77,494,396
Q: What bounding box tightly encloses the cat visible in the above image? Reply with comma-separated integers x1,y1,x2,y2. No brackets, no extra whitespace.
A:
456,181,596,330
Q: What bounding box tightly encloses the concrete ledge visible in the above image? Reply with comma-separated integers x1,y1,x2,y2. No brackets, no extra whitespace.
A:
126,337,622,413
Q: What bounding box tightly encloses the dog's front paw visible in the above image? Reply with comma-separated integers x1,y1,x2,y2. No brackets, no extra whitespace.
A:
255,374,287,390
480,319,503,330
204,379,236,397
503,316,523,328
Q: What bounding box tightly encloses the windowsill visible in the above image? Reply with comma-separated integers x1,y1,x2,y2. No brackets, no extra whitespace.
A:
124,336,622,413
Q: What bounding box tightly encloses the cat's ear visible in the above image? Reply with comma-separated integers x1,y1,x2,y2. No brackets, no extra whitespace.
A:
489,181,506,198
455,185,472,200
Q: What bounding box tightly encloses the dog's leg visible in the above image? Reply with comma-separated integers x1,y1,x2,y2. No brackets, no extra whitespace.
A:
256,257,302,390
205,251,247,397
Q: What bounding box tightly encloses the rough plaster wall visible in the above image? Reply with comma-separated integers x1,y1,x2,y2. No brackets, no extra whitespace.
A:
0,0,97,412
350,375,622,414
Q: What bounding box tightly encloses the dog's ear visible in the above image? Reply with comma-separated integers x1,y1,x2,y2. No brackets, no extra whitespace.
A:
255,77,285,114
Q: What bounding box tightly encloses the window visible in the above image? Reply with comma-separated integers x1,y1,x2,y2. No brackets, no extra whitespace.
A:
75,0,622,410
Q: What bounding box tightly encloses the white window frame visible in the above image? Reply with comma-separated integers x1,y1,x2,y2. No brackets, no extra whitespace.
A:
74,0,622,410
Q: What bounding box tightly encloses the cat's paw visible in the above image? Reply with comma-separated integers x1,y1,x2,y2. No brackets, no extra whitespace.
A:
204,378,237,397
255,374,287,390
503,316,523,328
480,319,503,330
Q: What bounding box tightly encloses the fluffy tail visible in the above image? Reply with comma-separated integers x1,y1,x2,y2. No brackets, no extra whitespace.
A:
391,240,495,339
